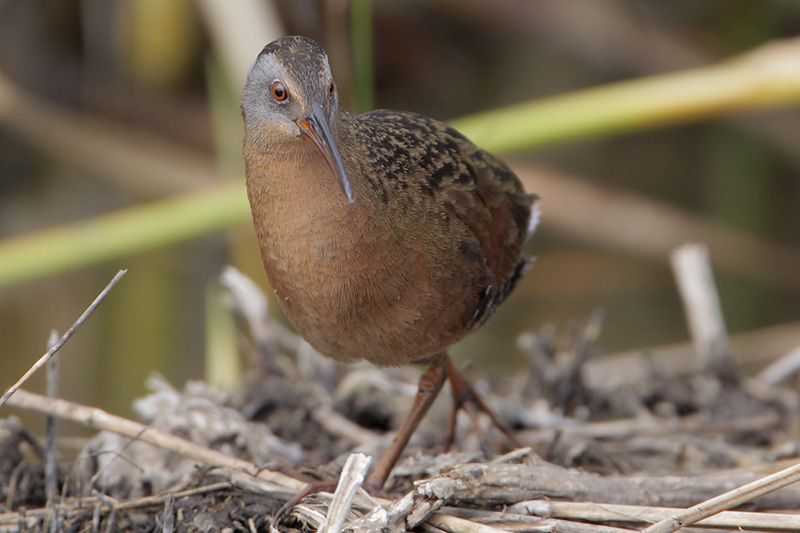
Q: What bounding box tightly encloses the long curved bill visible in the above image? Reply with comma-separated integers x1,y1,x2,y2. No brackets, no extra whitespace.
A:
296,103,355,204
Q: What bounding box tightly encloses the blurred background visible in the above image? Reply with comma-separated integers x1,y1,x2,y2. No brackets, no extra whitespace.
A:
1,0,799,418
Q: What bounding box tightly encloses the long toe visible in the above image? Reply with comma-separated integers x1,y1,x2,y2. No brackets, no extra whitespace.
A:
272,479,339,527
445,356,521,454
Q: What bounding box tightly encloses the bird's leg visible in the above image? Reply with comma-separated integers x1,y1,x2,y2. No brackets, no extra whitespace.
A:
363,360,447,493
272,360,446,525
443,355,520,454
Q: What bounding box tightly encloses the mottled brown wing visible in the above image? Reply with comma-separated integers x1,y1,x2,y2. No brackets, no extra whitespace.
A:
445,138,537,328
352,110,536,329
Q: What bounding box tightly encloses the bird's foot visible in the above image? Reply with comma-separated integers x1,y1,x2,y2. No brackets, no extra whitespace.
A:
443,356,521,455
272,479,340,527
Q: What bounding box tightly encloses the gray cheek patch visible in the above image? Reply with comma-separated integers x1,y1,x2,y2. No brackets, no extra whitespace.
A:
243,55,291,116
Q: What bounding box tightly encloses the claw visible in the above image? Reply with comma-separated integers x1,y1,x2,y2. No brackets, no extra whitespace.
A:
272,479,339,527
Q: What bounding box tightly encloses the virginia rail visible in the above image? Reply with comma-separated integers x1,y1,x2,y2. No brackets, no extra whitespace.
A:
242,36,539,494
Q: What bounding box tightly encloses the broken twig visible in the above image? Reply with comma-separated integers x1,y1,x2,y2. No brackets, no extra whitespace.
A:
45,330,60,533
643,458,800,532
670,244,732,376
508,499,800,531
319,453,371,533
0,270,127,406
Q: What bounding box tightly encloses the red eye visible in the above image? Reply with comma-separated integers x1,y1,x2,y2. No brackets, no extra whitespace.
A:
328,82,335,96
271,81,288,101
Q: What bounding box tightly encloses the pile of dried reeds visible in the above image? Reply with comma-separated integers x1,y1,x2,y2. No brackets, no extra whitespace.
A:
3,248,800,532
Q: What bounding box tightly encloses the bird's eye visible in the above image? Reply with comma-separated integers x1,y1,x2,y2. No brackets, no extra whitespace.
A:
271,81,288,102
328,81,335,96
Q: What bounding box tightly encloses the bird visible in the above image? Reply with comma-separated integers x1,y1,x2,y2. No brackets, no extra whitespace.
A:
241,35,539,495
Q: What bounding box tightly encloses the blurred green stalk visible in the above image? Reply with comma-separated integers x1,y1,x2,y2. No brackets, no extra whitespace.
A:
1,38,799,289
350,0,374,113
452,39,800,153
0,184,248,289
205,283,241,391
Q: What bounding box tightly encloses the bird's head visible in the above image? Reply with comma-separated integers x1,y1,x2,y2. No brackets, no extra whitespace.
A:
242,35,354,204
